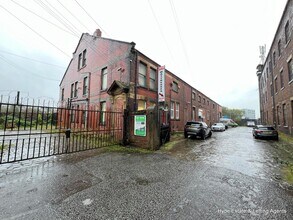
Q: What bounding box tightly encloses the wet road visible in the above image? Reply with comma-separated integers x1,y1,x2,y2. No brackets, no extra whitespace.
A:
0,127,292,219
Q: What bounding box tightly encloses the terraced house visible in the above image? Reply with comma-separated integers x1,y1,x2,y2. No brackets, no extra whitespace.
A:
59,29,222,132
256,0,293,136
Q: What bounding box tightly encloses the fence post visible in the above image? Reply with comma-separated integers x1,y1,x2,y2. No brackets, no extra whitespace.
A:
122,109,129,145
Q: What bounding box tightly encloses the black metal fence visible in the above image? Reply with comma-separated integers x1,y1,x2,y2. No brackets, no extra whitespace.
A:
0,100,123,164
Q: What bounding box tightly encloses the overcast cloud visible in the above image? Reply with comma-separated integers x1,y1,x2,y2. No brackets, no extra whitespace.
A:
0,0,288,116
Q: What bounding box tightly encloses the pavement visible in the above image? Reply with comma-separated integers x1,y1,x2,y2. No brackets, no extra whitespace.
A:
0,127,292,219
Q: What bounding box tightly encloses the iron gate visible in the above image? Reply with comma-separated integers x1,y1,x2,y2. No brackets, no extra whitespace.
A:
0,101,123,164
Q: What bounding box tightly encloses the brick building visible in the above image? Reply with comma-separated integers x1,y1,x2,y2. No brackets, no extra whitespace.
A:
256,0,293,136
59,29,222,132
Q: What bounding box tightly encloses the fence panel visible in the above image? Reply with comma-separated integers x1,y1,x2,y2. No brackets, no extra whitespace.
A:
0,101,123,164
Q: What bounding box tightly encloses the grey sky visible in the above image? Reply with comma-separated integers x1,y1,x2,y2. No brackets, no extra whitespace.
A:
0,0,288,116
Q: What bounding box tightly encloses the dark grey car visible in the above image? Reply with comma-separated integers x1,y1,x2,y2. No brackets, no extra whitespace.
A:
252,125,279,140
184,121,212,140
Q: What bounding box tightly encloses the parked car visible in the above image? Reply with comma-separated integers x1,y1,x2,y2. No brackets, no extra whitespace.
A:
247,121,255,127
211,123,225,131
184,121,212,139
252,125,278,140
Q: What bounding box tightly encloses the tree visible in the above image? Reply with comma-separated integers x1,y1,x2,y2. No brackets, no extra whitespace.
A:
222,107,244,124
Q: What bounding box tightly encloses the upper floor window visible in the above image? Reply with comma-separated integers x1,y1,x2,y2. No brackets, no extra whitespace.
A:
74,82,78,97
198,95,201,103
207,100,210,106
274,77,278,93
278,39,282,56
172,81,179,92
285,21,290,44
83,76,88,95
192,92,196,100
150,68,156,90
203,98,206,104
71,84,74,98
280,70,284,88
273,51,276,67
101,67,108,90
138,62,147,87
288,59,293,82
78,49,87,70
61,88,64,101
71,82,78,98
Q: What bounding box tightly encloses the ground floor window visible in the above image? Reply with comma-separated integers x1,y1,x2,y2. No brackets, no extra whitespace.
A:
137,100,146,110
100,101,106,125
170,102,174,119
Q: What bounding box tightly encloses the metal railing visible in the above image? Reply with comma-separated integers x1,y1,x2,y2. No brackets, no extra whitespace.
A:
0,99,123,164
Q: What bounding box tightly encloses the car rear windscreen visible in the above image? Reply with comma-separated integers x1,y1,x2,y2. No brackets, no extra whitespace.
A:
259,127,275,130
186,122,200,126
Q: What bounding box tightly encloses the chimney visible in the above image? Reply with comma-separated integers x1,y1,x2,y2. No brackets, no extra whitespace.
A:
93,29,102,37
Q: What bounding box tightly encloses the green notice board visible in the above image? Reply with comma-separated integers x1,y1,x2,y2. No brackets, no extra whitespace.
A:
134,115,146,136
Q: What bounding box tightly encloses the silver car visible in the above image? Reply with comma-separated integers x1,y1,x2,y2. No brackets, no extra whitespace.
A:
211,123,225,131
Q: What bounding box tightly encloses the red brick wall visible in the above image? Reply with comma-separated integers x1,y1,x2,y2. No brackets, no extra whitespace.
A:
258,0,293,135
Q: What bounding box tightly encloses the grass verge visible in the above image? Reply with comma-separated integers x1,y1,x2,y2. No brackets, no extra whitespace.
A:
104,145,152,154
277,132,293,184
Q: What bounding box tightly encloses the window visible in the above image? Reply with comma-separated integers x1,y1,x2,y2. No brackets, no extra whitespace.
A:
269,60,272,73
138,62,147,87
82,49,86,67
192,107,196,120
61,88,64,101
203,98,206,104
101,67,108,90
278,39,282,56
274,77,278,93
280,70,284,88
71,106,75,123
277,106,280,125
175,103,180,119
150,68,156,90
82,110,86,124
100,101,106,125
192,92,195,100
198,95,201,103
74,82,78,97
282,103,287,126
83,76,88,95
170,102,174,119
273,51,276,66
71,83,74,98
285,21,290,44
288,59,293,82
207,100,210,106
213,103,215,109
270,83,273,97
172,81,179,92
137,100,146,110
78,49,87,70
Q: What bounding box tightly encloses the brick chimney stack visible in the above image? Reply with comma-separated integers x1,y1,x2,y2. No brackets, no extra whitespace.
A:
93,29,102,37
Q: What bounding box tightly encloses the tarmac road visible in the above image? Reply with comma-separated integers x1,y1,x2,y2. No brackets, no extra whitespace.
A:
0,127,292,219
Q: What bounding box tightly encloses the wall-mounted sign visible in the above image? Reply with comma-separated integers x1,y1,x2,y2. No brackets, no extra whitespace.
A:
158,66,165,102
134,115,146,136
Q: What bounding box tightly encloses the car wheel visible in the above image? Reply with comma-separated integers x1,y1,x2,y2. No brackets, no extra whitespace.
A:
209,131,212,137
201,132,206,140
